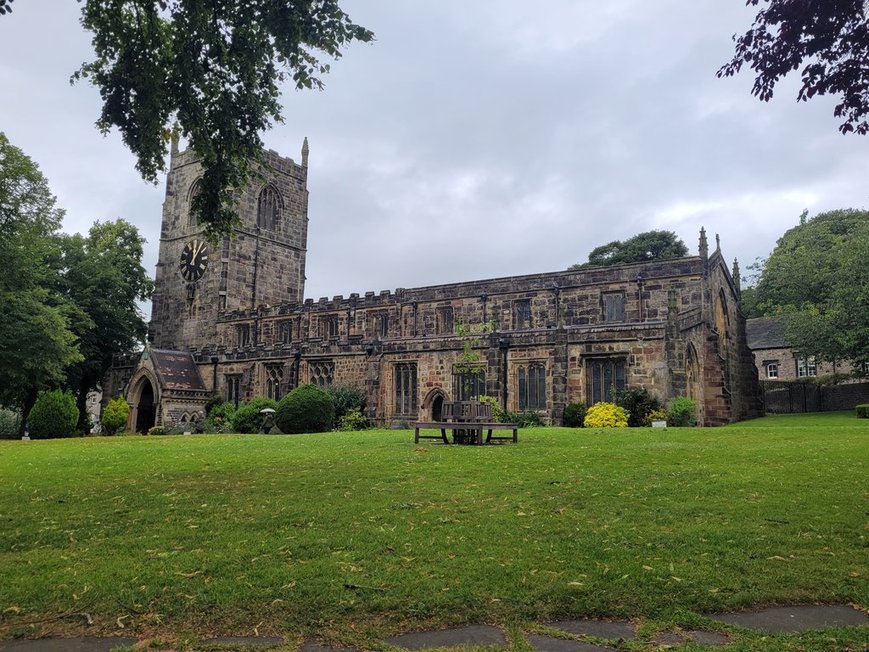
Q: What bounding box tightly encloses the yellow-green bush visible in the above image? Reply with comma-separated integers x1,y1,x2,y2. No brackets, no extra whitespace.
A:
583,402,629,428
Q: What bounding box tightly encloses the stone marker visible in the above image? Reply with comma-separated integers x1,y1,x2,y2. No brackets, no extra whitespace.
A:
548,620,636,641
526,633,616,651
385,625,507,649
708,604,869,633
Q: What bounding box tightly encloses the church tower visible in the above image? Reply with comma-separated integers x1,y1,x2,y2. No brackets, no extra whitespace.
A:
149,141,309,351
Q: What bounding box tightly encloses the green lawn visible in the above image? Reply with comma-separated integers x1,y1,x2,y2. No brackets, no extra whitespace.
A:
0,413,866,650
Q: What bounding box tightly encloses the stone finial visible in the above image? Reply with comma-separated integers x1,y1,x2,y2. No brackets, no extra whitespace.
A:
170,132,179,158
699,227,708,261
715,233,721,251
732,257,741,292
301,137,309,167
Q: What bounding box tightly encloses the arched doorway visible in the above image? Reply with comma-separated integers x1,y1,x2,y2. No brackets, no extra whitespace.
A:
421,388,448,422
133,377,156,433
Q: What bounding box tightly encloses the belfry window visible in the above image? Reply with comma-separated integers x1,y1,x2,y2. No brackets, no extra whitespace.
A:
257,185,281,229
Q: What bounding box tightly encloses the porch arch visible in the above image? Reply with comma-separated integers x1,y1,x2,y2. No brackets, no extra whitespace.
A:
421,387,449,422
127,368,160,433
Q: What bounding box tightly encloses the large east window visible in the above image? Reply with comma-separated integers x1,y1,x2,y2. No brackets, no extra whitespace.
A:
394,363,418,415
587,358,627,404
518,363,546,410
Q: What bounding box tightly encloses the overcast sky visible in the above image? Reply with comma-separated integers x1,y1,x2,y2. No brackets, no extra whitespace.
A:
2,2,867,313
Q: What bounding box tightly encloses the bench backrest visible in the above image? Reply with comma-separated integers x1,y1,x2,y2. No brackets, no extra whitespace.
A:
443,400,492,422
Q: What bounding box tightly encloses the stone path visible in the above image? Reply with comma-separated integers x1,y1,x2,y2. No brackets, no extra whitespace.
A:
0,605,865,651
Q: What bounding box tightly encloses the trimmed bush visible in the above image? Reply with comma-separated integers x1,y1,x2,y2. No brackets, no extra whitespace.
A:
614,387,662,427
562,402,586,428
29,390,79,439
856,404,869,418
583,402,629,428
204,394,223,416
647,408,668,425
338,407,370,431
101,397,130,435
275,384,335,434
147,425,166,436
667,396,697,427
0,408,21,439
327,384,367,421
231,397,278,434
203,401,237,433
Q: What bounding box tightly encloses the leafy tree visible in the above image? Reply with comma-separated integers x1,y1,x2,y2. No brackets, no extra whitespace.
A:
569,230,688,270
719,1,869,135
55,0,373,239
749,209,869,367
0,134,83,435
57,220,153,429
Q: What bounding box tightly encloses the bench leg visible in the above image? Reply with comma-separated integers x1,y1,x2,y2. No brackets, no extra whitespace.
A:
441,428,448,444
414,427,420,444
485,429,493,443
513,427,518,443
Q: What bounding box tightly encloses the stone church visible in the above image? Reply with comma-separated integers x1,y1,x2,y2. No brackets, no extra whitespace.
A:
103,142,762,430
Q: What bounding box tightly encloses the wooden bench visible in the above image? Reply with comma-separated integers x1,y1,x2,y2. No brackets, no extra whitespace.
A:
413,401,518,445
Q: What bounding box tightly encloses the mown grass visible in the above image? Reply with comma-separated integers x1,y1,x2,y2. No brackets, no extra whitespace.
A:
0,413,866,649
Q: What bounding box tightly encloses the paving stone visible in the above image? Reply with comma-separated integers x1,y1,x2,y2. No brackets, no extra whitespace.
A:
385,625,507,649
651,631,684,646
201,636,285,646
526,633,616,651
0,638,136,652
685,630,730,646
547,620,635,641
708,604,869,634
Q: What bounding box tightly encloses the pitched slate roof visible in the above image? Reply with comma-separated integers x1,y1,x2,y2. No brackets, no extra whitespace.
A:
746,316,789,350
149,349,206,391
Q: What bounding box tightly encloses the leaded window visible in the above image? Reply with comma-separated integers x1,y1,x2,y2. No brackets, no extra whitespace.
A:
394,362,418,415
265,364,284,401
797,357,817,378
257,184,281,229
237,323,251,347
278,320,292,345
374,312,389,338
514,299,532,329
309,360,334,387
603,293,626,322
454,368,485,401
321,316,339,340
225,374,241,406
436,307,454,334
587,358,627,404
519,363,546,410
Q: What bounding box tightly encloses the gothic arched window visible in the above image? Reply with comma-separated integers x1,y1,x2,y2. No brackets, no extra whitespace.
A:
188,178,203,227
257,184,282,229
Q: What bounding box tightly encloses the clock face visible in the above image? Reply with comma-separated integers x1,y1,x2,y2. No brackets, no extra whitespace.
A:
179,239,208,282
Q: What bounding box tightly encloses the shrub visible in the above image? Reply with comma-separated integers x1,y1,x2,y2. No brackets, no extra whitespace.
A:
28,390,79,439
338,407,370,431
477,396,543,427
231,397,278,434
583,402,629,428
667,396,697,427
204,394,223,416
0,408,21,439
562,402,586,427
478,395,507,422
276,384,335,434
856,404,869,418
614,387,662,427
647,408,669,425
327,384,367,421
203,401,237,433
147,425,166,436
101,397,130,435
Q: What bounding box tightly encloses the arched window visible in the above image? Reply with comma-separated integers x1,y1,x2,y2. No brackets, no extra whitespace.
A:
257,184,282,229
188,178,203,227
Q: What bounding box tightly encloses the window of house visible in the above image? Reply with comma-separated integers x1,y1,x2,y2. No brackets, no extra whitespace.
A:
436,307,454,334
225,374,241,406
797,357,817,378
265,364,284,401
518,363,546,410
514,299,532,329
454,368,485,401
257,184,281,229
602,293,626,322
237,323,250,347
765,361,779,379
863,361,869,375
278,320,292,345
587,358,627,404
394,362,418,415
309,360,334,387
